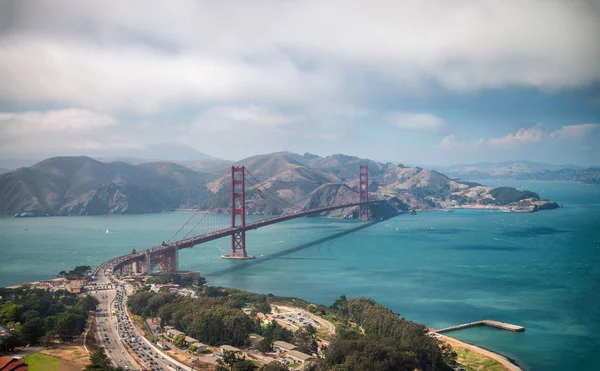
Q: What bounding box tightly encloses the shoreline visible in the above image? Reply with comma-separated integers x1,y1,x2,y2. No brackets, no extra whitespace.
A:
4,279,525,370
438,333,524,371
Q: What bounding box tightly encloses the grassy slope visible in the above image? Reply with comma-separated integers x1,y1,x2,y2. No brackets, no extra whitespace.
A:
24,353,60,371
455,347,506,371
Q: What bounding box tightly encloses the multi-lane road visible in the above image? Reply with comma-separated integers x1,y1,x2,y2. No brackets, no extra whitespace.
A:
89,261,192,371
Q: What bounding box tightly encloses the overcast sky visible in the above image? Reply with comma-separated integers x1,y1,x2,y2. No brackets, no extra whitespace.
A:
0,0,599,165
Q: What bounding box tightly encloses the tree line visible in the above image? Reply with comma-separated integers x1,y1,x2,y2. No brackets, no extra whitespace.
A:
127,288,456,370
0,287,98,352
315,295,456,371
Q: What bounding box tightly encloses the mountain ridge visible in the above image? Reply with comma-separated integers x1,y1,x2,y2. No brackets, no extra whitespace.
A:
0,153,560,217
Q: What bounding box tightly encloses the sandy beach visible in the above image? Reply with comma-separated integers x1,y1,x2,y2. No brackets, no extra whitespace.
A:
438,334,523,371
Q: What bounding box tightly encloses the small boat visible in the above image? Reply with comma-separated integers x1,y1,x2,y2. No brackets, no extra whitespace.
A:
106,229,109,234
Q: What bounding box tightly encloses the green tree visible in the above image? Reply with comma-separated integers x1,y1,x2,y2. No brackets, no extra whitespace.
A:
294,325,318,355
256,336,273,353
188,344,198,353
216,350,256,371
173,333,186,348
259,361,288,371
84,348,124,371
0,301,23,324
0,330,22,352
197,276,207,287
55,312,85,341
75,295,100,313
232,360,258,371
40,331,56,347
20,317,45,345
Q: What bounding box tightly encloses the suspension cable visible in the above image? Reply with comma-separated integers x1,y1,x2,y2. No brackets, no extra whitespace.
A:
181,182,231,240
167,170,231,242
244,168,303,210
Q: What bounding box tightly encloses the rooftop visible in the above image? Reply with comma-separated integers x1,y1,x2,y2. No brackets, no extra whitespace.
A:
221,345,240,352
285,350,314,362
273,340,298,350
167,328,185,336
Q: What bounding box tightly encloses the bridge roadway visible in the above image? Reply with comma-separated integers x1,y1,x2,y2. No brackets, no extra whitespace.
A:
115,200,385,268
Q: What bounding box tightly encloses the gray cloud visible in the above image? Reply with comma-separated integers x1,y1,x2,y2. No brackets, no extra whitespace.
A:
0,0,599,114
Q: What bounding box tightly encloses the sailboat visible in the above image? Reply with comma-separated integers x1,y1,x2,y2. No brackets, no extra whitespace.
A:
106,229,109,234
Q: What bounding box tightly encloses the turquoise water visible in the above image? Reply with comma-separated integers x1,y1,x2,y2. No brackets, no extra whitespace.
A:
1,180,598,370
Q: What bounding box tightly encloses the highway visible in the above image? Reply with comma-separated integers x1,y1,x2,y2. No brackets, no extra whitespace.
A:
90,261,193,371
90,265,139,370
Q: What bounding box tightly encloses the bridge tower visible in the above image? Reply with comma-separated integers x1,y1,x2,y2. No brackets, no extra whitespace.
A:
358,165,369,220
223,166,255,259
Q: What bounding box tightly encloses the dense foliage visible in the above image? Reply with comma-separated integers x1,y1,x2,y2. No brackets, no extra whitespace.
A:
128,290,261,346
127,288,455,370
0,287,98,351
316,296,455,371
145,273,203,287
84,348,124,371
490,187,540,205
58,265,92,280
216,349,257,371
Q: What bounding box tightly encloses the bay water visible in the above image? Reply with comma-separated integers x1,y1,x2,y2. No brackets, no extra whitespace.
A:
1,180,598,370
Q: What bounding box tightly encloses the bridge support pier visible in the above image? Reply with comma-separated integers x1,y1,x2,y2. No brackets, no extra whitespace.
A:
222,166,254,259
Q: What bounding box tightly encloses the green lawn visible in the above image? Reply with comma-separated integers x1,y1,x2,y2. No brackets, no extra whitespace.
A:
455,348,505,371
24,353,60,371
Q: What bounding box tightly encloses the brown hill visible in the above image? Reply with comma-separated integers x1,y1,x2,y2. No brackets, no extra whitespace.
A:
0,152,559,217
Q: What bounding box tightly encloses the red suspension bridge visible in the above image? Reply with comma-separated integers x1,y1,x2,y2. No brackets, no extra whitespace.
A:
112,165,384,275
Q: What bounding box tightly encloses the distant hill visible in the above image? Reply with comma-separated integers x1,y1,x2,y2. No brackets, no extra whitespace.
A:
440,161,598,183
0,156,213,216
0,153,560,217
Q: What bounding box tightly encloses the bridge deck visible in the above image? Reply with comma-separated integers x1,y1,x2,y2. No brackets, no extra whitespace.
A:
113,200,385,269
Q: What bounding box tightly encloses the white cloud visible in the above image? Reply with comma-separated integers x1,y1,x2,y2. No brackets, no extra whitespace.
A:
550,124,600,139
206,106,296,127
438,134,466,149
439,122,600,153
0,108,142,154
0,37,338,114
388,112,445,131
482,124,544,148
0,1,598,113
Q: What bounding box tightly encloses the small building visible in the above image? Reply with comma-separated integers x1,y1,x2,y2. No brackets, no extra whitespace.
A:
273,340,298,353
285,350,314,364
220,345,240,353
163,325,175,331
190,342,207,352
184,336,198,346
166,328,185,339
0,357,28,371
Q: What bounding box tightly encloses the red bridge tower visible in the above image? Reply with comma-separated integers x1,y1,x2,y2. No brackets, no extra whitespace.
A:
358,165,369,220
223,166,255,259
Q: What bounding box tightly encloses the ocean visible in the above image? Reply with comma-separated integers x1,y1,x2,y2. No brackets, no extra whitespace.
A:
0,180,598,370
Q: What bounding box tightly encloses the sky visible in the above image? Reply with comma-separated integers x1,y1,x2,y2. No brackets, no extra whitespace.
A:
0,0,599,166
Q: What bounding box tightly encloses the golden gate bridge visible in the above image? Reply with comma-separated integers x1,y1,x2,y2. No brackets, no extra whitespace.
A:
111,165,384,275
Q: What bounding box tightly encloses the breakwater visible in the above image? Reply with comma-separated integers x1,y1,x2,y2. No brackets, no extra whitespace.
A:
434,320,525,334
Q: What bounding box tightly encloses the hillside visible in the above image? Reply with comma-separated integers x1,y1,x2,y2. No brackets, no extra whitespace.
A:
0,153,560,217
0,157,212,216
440,161,598,183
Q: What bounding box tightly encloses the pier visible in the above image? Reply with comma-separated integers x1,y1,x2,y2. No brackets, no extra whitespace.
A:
434,320,525,334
